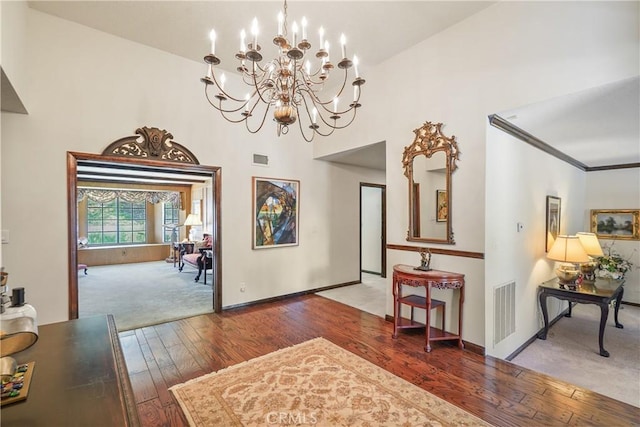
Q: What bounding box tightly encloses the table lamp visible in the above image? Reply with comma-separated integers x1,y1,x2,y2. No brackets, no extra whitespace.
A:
184,214,202,242
547,235,590,287
0,272,38,404
576,232,604,281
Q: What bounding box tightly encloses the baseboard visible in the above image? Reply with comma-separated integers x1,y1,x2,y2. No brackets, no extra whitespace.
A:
505,300,638,361
505,303,572,361
361,270,381,276
383,314,485,356
223,280,360,311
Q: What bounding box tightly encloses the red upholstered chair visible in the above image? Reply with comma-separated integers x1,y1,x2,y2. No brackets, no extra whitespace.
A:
179,234,213,283
181,248,212,283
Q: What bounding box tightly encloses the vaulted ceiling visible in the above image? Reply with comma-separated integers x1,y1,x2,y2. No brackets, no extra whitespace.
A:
25,1,640,171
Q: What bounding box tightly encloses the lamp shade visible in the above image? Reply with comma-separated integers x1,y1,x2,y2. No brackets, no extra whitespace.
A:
183,214,202,227
1,302,38,358
547,235,590,263
576,232,604,257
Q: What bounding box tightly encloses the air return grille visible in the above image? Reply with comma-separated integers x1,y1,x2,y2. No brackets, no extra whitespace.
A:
253,154,269,166
493,281,516,345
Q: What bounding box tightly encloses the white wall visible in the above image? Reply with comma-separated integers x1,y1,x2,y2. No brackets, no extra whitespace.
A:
586,169,640,303
319,1,638,350
0,8,381,325
2,2,637,354
0,1,29,109
485,127,587,359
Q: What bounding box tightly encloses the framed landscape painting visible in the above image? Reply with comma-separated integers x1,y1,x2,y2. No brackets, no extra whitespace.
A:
545,196,561,252
252,177,299,249
590,209,639,240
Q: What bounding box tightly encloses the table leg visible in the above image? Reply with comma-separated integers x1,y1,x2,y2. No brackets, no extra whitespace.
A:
614,287,624,329
424,285,431,353
392,278,399,339
458,286,464,349
565,301,572,317
598,303,610,357
424,291,432,353
538,291,549,340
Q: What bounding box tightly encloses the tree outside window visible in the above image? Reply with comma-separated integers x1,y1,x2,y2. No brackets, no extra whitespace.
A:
87,198,146,245
163,202,179,242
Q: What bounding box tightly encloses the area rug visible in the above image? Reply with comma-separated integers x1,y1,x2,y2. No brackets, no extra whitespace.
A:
170,337,491,426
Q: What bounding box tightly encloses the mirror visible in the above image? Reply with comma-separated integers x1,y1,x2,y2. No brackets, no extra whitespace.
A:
403,121,459,244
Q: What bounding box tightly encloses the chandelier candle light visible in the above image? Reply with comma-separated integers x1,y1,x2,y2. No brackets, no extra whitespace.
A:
201,0,365,142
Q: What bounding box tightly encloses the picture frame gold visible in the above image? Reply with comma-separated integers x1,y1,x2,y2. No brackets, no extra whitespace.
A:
590,209,639,240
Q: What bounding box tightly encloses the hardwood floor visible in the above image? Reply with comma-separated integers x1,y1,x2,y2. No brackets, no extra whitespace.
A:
119,294,639,426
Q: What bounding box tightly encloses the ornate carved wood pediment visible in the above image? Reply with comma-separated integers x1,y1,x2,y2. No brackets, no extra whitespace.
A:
102,126,199,164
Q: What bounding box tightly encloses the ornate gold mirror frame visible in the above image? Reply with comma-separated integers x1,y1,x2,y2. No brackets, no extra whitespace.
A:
403,121,460,244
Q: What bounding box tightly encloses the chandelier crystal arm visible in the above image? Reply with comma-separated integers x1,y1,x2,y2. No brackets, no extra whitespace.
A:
294,104,337,142
204,86,252,115
244,103,272,134
295,68,350,113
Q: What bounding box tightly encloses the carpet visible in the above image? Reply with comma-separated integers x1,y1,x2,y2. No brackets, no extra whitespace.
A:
170,337,491,426
78,260,213,331
511,303,640,408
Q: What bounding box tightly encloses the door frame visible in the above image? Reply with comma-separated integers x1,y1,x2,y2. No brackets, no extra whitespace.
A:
359,183,387,278
67,151,222,319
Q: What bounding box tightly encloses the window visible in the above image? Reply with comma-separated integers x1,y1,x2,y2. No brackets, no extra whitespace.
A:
87,198,146,245
163,202,179,242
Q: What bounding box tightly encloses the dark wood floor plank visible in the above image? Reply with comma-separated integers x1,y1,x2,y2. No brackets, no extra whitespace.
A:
137,398,171,427
145,332,179,369
118,333,149,373
120,294,639,426
129,370,159,404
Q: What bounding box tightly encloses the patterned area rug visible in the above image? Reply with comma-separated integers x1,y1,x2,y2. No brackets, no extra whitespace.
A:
170,337,491,426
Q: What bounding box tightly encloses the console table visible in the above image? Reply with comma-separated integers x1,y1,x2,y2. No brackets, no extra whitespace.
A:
1,315,139,426
538,277,625,357
392,264,465,352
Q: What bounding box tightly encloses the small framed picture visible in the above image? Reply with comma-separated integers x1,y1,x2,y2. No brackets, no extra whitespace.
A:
252,177,299,249
545,196,561,252
590,209,639,240
436,189,447,222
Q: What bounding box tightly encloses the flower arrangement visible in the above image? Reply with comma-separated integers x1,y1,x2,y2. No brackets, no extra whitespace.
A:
596,243,634,280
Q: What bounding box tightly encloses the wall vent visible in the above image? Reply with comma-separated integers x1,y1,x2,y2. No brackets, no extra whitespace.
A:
493,281,516,345
253,154,269,166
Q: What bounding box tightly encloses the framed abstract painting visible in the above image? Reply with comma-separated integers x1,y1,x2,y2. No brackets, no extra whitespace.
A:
252,177,300,249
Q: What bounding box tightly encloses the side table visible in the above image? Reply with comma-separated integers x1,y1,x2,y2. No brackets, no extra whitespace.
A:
392,264,465,352
538,277,624,357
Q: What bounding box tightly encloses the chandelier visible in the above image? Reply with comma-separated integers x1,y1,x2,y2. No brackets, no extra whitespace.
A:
200,0,365,142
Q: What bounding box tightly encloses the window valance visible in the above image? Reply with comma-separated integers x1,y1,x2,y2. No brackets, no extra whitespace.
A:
77,188,181,207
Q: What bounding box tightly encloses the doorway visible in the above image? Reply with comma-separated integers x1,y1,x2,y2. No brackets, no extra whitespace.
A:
67,151,222,323
360,183,386,278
